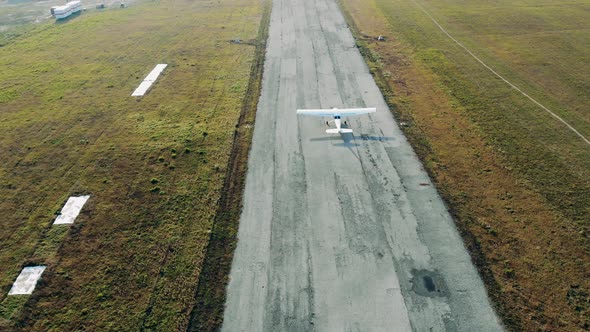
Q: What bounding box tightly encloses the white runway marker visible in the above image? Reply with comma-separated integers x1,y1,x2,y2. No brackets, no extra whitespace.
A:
131,64,168,96
53,195,90,225
8,266,47,295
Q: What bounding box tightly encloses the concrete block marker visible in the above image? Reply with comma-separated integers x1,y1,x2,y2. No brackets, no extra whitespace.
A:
53,195,90,225
131,64,168,96
8,266,46,295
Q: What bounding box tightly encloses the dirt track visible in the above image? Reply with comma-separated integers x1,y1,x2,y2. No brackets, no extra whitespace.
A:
222,0,503,330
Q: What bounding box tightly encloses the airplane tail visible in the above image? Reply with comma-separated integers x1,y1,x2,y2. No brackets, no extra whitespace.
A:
326,128,353,134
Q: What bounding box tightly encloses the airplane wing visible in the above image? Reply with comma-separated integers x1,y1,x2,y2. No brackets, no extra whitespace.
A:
296,107,376,116
334,107,376,115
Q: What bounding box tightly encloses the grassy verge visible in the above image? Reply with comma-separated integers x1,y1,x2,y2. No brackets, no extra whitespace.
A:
0,0,263,329
186,2,271,330
340,0,590,330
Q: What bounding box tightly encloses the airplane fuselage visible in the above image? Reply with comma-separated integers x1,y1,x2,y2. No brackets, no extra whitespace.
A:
334,115,342,131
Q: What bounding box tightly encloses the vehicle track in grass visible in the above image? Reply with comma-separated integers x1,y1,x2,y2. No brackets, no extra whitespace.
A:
410,0,590,147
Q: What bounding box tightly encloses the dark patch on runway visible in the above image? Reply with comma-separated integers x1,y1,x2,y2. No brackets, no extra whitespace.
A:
411,269,448,297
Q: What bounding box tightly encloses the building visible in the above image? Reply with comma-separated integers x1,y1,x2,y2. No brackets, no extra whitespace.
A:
51,1,82,20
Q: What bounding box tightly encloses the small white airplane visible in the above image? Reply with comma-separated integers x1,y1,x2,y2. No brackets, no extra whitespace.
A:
296,107,376,134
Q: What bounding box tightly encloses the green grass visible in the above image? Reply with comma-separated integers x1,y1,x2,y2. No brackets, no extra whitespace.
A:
187,1,270,329
0,297,28,323
0,0,262,329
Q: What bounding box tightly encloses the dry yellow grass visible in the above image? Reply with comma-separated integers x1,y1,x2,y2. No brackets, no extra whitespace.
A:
341,0,590,330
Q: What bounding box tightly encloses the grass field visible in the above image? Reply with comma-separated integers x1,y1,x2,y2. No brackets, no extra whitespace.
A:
0,0,134,36
0,0,59,33
341,0,590,330
0,0,263,329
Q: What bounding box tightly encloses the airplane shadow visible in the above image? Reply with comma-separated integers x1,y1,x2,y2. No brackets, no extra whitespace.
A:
309,134,357,146
357,134,395,142
307,133,396,161
333,133,358,147
308,134,395,146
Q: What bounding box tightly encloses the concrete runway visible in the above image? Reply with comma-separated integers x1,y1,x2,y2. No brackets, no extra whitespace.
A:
222,0,503,330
